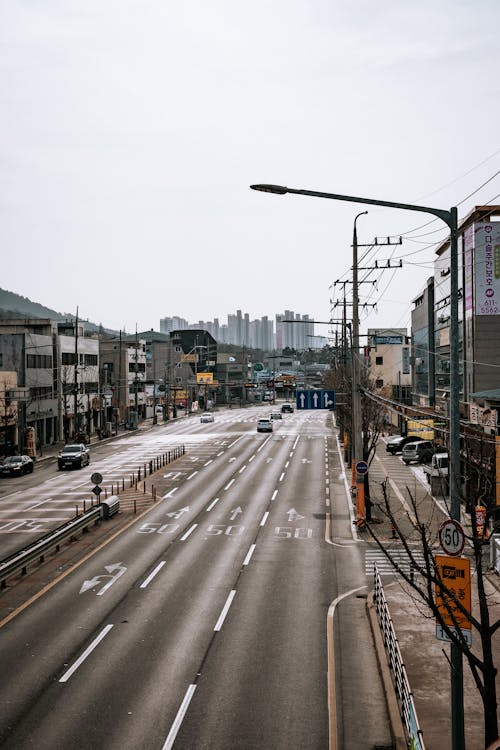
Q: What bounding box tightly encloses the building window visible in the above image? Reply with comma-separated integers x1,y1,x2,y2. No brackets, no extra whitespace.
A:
27,354,53,368
128,362,146,374
84,354,98,366
376,378,384,388
62,352,76,366
375,356,383,366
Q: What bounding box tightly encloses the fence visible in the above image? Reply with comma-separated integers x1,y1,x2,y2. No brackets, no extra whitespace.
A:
373,563,425,750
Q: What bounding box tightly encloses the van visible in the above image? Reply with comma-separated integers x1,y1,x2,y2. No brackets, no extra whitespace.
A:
402,440,434,465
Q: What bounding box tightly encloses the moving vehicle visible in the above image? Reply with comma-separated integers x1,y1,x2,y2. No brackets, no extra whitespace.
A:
281,403,294,413
257,418,273,433
0,455,34,477
402,440,435,465
200,413,215,423
57,443,90,470
270,411,282,420
386,435,424,454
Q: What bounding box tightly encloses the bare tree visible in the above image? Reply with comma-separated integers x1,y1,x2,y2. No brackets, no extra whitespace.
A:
367,478,499,747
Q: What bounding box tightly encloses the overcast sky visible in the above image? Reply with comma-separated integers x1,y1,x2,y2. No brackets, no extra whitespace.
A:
1,1,499,339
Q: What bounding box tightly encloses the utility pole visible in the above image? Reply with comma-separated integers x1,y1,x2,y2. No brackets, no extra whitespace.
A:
73,307,79,440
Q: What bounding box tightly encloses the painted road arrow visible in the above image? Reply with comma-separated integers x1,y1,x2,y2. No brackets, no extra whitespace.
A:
229,507,243,520
166,506,190,519
287,508,305,522
80,563,127,596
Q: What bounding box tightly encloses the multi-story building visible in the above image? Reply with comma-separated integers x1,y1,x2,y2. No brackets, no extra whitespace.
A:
411,278,435,409
413,205,500,422
58,321,100,440
99,335,147,428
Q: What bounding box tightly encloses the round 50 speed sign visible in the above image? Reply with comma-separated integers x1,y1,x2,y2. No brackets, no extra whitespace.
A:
438,519,465,557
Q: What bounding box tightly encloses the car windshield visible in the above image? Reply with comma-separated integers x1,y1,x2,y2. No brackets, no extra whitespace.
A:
62,445,81,453
4,457,22,465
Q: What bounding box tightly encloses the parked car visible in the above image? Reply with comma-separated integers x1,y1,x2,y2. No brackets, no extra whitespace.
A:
257,418,273,433
281,403,294,413
402,440,435,465
200,413,215,423
0,455,34,477
270,411,282,420
58,443,90,470
386,435,424,454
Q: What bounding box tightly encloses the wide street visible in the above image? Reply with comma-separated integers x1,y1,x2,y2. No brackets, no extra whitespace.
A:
0,405,394,749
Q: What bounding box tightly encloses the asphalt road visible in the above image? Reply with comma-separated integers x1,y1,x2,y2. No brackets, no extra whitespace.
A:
0,406,392,749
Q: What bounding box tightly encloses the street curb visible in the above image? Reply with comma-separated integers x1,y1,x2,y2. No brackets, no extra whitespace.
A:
366,594,407,750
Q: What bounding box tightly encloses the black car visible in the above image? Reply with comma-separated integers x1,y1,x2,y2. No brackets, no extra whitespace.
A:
385,435,424,454
57,443,90,470
281,403,294,413
0,455,34,476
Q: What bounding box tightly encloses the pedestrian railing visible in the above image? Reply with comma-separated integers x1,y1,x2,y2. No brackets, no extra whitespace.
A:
490,534,500,575
373,563,426,750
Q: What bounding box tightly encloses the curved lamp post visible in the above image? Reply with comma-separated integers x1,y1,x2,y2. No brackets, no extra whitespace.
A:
250,182,463,750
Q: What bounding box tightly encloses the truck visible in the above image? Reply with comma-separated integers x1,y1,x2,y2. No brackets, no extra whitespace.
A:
423,452,448,496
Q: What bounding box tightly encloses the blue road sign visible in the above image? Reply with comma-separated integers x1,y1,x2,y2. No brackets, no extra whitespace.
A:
356,460,368,475
296,389,336,410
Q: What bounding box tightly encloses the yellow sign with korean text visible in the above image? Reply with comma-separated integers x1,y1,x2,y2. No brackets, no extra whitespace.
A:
196,373,213,384
435,555,471,631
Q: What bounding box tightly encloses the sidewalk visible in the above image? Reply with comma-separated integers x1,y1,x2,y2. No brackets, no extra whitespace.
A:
364,438,500,750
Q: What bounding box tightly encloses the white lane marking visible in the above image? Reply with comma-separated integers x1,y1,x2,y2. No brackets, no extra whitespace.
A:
206,497,219,511
260,512,269,526
228,435,244,449
224,479,235,490
163,487,178,499
217,451,224,456
140,561,166,588
271,490,278,501
204,460,213,466
279,472,285,482
24,499,52,511
243,544,256,566
186,471,198,480
285,461,289,469
181,524,197,541
238,465,246,474
162,684,197,750
59,624,114,683
292,435,300,450
257,436,272,453
248,454,255,462
214,590,236,631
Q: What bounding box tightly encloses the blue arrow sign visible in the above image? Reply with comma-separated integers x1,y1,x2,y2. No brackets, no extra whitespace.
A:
296,389,336,410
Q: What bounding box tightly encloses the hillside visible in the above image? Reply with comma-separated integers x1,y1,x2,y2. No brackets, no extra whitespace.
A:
0,288,117,335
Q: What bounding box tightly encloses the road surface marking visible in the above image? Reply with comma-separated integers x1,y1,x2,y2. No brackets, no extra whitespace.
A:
260,511,269,526
243,544,256,566
180,524,197,541
214,590,236,631
140,561,166,588
206,497,219,511
59,624,114,683
162,684,197,750
224,479,235,490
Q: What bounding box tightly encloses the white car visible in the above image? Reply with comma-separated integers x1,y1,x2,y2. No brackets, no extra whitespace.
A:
200,413,215,423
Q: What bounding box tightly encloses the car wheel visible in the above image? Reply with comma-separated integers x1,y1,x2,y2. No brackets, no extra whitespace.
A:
403,459,410,464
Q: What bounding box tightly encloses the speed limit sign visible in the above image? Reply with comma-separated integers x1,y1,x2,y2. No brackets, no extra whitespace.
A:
439,519,465,557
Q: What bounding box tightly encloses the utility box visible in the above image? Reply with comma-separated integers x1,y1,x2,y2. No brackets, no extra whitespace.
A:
100,495,120,519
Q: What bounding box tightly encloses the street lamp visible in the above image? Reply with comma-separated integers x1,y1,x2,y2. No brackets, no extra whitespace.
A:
250,182,463,750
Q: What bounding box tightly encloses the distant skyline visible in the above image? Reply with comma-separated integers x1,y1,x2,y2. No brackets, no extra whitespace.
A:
1,2,499,337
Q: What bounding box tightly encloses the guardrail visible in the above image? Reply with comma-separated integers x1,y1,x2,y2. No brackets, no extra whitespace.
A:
373,563,425,750
0,506,101,588
1,444,186,586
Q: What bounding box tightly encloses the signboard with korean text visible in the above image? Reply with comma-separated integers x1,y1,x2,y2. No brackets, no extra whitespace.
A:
435,555,472,645
474,222,500,316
